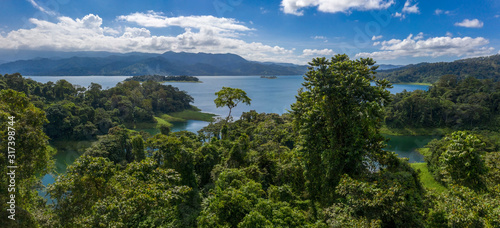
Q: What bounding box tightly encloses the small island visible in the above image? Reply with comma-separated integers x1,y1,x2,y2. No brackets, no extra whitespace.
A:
125,74,200,83
260,75,277,79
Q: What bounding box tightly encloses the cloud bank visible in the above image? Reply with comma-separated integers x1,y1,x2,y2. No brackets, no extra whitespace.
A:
356,33,494,60
280,0,394,16
0,13,301,63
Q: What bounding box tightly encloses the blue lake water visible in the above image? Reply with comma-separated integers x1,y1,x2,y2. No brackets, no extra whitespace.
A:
29,75,428,121
31,75,431,197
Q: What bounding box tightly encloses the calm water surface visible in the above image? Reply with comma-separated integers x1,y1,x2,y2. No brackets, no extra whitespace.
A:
33,75,431,196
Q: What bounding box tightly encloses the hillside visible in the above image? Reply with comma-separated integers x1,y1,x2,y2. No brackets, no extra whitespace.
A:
0,51,307,76
377,54,500,83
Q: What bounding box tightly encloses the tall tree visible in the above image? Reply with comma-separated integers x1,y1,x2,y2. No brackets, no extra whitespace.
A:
0,89,55,226
291,55,392,206
214,87,251,121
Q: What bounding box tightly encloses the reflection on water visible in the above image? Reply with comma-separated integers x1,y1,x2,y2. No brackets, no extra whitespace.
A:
383,135,440,163
40,140,94,200
171,120,210,133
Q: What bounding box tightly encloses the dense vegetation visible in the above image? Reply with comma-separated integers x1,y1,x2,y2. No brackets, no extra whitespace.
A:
0,73,193,140
378,54,500,83
385,74,500,130
1,55,499,227
125,75,200,82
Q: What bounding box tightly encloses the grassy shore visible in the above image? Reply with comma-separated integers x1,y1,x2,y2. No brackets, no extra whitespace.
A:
126,106,216,134
167,106,216,122
392,82,433,86
410,162,447,193
160,81,203,83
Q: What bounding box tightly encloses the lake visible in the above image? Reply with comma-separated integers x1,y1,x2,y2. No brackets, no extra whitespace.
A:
29,75,429,120
32,75,432,196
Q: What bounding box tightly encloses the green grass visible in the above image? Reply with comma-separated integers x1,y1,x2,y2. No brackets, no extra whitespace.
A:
158,114,184,123
168,108,216,122
123,106,215,135
393,82,433,86
410,162,447,193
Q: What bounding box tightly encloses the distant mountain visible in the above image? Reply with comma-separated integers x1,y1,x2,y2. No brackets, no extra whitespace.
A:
0,51,308,76
377,55,500,83
376,64,404,71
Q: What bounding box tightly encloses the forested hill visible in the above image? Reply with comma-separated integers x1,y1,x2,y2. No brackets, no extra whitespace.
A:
0,51,307,76
377,54,500,83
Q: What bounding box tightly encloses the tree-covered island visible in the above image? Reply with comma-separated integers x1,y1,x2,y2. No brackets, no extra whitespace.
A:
125,75,201,83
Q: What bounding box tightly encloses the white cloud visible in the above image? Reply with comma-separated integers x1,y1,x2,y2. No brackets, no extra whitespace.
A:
0,14,301,63
446,32,453,37
27,0,57,16
372,35,383,41
402,0,419,14
117,11,252,37
313,36,326,40
280,0,394,16
455,19,484,28
355,33,494,60
392,0,418,19
302,48,335,56
414,32,424,40
393,12,405,19
434,9,451,15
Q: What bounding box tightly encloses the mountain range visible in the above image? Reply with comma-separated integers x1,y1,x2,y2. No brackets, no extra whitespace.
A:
0,51,308,76
1,50,498,82
377,54,500,83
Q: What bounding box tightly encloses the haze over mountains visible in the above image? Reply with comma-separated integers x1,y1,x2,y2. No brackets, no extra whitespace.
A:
0,50,308,76
0,50,498,83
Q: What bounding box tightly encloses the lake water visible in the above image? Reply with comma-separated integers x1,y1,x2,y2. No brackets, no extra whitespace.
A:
32,75,432,197
29,75,429,120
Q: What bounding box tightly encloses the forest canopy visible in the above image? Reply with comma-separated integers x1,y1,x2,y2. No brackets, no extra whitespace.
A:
0,73,193,140
1,54,499,227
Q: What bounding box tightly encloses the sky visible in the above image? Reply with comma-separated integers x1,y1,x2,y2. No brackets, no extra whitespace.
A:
0,0,499,65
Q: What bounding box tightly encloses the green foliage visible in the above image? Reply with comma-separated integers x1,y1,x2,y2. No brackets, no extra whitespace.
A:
484,152,500,188
147,134,199,188
0,73,194,140
425,131,488,191
330,172,424,227
291,55,392,206
378,54,500,83
214,87,251,121
85,126,133,164
48,156,192,227
425,185,500,227
385,75,500,130
440,131,487,190
0,89,55,226
131,135,145,161
4,56,499,227
125,74,200,82
159,124,171,135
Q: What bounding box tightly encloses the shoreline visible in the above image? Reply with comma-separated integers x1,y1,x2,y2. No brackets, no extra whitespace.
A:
380,125,450,136
391,82,433,86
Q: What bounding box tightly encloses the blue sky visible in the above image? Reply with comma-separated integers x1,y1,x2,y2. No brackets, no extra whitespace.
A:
0,0,498,65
